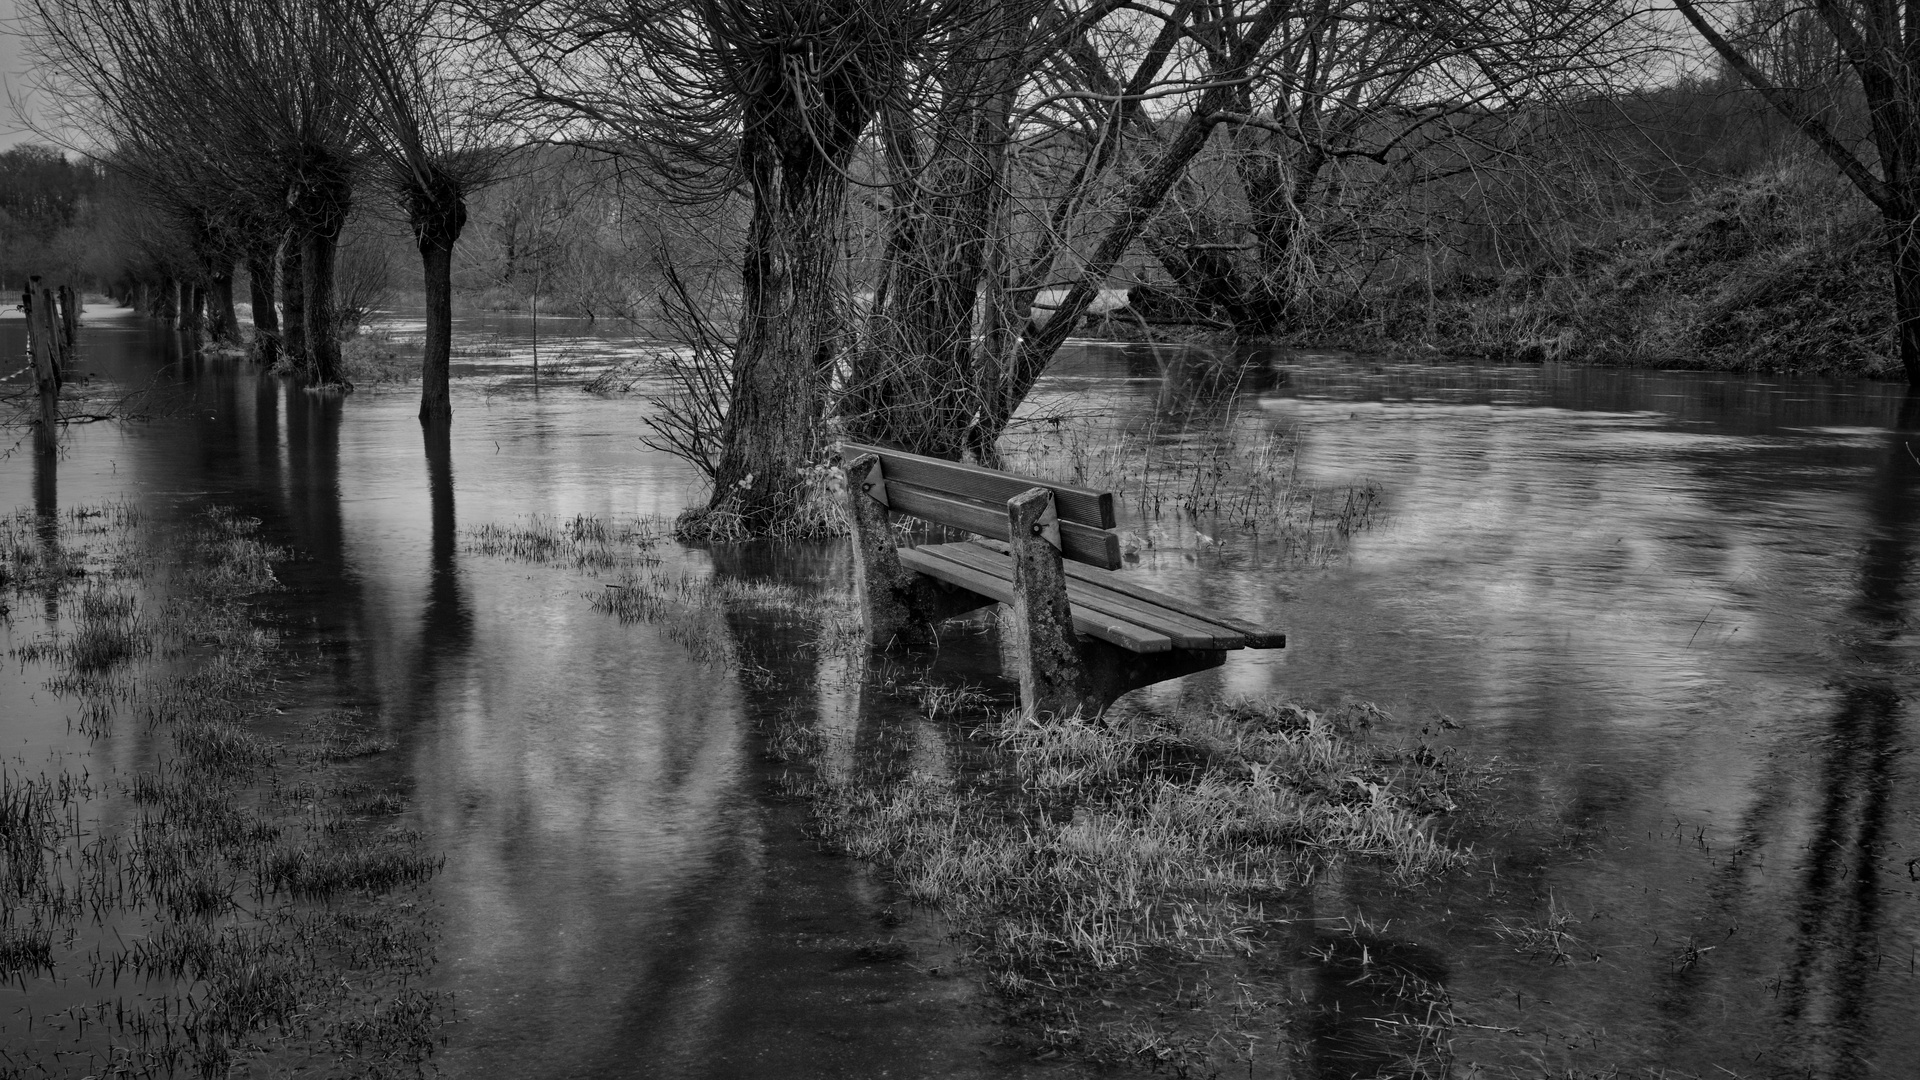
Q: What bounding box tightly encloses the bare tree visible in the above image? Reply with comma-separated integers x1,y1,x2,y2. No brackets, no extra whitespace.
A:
841,0,1657,461
1673,0,1920,384
25,0,366,386
343,0,504,423
839,1,1047,461
481,0,964,537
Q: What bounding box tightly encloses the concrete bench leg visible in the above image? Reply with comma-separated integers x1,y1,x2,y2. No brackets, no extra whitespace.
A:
846,453,994,646
1005,488,1226,718
1004,489,1091,717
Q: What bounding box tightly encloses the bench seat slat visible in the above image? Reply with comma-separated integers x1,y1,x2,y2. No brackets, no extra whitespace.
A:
842,441,1115,528
884,480,1123,570
899,546,1174,653
928,542,1244,650
1061,560,1286,649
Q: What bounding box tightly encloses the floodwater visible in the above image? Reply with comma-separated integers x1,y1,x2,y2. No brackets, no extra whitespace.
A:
2,310,1916,1079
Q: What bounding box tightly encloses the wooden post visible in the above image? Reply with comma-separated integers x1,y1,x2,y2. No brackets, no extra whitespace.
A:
56,285,78,349
844,452,995,645
1005,487,1094,718
25,280,62,449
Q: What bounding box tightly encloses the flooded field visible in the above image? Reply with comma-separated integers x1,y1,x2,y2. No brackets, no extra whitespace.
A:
2,310,1915,1078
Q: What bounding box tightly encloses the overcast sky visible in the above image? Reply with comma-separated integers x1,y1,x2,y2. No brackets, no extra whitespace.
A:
0,0,54,151
0,0,42,151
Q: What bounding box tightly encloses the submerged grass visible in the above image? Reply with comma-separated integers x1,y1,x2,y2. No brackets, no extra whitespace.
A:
537,452,1463,1073
0,503,447,1078
999,412,1380,562
774,688,1486,1075
464,512,662,570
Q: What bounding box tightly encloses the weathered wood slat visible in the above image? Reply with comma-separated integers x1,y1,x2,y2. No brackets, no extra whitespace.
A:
841,441,1116,528
928,542,1242,650
899,546,1173,653
884,480,1123,570
1061,560,1286,649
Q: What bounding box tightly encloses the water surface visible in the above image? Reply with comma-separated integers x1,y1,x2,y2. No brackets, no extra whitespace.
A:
3,314,1914,1078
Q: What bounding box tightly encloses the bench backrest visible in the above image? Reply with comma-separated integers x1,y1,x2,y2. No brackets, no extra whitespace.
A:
840,441,1123,570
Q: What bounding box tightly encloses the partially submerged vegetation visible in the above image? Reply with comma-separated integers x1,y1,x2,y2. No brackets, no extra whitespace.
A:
485,490,1477,1076
1001,410,1380,560
465,511,663,570
777,697,1480,1075
0,503,444,1077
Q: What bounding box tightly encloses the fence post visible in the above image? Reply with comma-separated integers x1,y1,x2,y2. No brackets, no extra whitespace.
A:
25,278,63,449
56,284,78,348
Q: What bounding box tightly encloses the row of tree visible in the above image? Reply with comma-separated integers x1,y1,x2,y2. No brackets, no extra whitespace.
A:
23,0,1920,535
28,0,495,421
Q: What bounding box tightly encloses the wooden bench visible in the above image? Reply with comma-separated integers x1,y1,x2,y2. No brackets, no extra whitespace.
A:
840,441,1285,718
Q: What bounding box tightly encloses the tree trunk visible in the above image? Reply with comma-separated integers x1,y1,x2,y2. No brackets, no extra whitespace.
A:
1894,213,1920,385
162,277,181,330
281,235,306,369
694,158,847,535
978,4,1285,445
989,103,1263,440
184,283,205,343
844,87,1011,462
1229,132,1329,336
302,229,344,385
288,166,351,386
206,267,241,345
687,73,877,538
247,248,280,367
413,184,467,424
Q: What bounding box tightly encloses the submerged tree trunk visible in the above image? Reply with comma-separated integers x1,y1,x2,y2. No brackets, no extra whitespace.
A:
281,235,306,369
290,167,353,387
247,247,280,367
302,229,344,385
694,154,848,535
206,265,241,346
686,65,880,538
412,179,467,424
183,282,204,342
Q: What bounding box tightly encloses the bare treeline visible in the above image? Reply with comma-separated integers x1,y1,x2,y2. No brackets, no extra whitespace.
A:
42,0,1886,536
26,0,498,418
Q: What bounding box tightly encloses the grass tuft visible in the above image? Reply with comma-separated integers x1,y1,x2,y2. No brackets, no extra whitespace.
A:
466,512,661,570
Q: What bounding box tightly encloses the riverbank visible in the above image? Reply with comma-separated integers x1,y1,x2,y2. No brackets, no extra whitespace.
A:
1069,162,1899,381
1350,163,1895,377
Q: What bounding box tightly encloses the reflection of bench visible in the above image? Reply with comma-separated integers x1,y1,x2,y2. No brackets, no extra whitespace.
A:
840,441,1285,718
